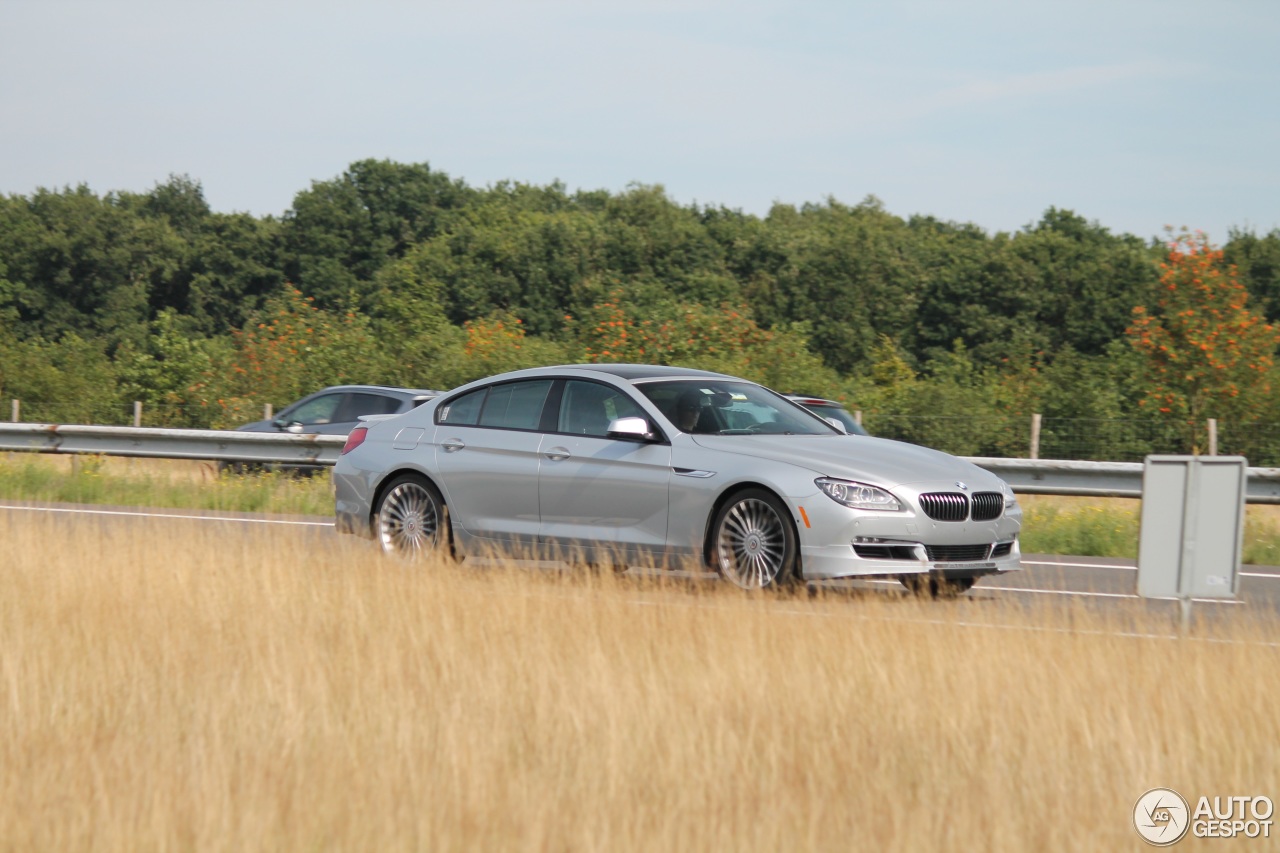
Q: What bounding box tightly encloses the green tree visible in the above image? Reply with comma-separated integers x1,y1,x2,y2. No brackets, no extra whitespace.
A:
1011,208,1159,357
0,330,120,424
417,199,607,336
114,309,227,427
758,196,923,374
1127,230,1278,442
193,287,392,427
1224,227,1280,324
280,159,475,308
0,185,185,348
910,217,1045,365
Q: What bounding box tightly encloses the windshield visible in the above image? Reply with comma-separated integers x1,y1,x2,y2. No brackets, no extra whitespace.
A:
637,380,837,436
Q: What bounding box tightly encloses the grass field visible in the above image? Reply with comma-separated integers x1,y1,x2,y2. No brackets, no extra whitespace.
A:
2,511,1278,851
0,454,333,516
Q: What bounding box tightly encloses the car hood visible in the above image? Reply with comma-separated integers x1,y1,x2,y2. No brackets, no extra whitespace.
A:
235,420,277,432
689,434,1002,490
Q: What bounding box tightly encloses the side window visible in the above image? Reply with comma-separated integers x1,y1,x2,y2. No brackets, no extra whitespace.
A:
287,393,343,426
437,388,487,425
559,380,644,437
478,380,553,430
336,393,402,422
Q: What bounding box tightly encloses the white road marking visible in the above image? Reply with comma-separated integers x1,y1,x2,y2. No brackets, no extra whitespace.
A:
1024,558,1278,580
1023,559,1134,570
0,503,331,527
866,578,1244,604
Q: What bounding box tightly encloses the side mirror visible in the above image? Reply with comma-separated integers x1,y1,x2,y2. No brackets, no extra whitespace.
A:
824,417,848,434
606,416,655,441
284,421,304,434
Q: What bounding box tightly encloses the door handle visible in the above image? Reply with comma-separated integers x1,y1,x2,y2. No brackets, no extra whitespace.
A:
441,438,465,452
544,446,571,461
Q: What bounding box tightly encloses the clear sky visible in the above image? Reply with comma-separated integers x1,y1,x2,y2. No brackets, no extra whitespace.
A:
2,0,1276,242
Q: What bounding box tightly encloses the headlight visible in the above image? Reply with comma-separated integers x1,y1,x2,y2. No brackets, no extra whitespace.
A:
1003,487,1018,510
816,477,902,511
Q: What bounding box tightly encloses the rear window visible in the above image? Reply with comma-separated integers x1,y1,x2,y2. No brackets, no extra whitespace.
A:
478,380,553,430
437,389,486,425
338,393,403,421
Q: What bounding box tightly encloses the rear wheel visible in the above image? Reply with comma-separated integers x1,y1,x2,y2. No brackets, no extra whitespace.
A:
899,574,976,598
709,489,799,590
375,475,446,558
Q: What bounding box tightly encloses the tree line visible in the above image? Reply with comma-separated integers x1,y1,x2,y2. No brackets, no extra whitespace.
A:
2,159,1279,460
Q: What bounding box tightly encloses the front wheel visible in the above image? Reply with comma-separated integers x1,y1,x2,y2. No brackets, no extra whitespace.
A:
709,489,799,590
375,475,447,559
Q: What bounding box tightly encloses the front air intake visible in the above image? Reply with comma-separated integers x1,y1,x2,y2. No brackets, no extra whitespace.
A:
925,544,993,562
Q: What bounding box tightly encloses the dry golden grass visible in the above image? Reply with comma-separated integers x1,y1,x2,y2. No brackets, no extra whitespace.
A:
2,513,1279,852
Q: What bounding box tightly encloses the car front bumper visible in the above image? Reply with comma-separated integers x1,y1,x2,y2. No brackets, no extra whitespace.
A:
798,538,1022,580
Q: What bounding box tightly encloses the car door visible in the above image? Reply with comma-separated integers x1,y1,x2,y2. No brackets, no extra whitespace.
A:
431,379,553,551
537,379,672,564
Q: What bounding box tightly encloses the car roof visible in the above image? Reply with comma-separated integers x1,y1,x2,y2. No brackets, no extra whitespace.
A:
309,384,444,397
540,363,736,382
786,395,843,406
460,364,739,385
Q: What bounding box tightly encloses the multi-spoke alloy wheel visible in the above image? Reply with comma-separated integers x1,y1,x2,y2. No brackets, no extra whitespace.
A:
376,475,445,558
711,489,797,590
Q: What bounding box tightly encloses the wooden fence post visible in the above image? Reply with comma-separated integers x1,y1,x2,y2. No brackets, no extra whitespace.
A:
1030,413,1042,460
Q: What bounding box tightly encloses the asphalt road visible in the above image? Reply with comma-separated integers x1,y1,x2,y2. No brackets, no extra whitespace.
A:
5,501,1278,629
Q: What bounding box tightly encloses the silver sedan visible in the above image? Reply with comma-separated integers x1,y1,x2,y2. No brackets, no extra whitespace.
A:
333,365,1022,594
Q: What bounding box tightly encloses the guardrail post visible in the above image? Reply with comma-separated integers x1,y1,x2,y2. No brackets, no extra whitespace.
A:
10,399,17,423
1208,418,1218,456
133,401,143,428
264,403,273,421
854,409,862,428
1030,413,1042,460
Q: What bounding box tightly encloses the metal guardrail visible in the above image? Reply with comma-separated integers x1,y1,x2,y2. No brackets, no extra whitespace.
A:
966,457,1280,504
4,423,1280,503
0,423,346,467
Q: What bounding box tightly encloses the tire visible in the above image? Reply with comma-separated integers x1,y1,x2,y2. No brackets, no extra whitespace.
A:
899,574,976,598
375,474,447,559
709,489,799,590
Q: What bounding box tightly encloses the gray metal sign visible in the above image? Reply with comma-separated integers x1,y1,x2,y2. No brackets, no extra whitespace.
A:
1137,455,1246,600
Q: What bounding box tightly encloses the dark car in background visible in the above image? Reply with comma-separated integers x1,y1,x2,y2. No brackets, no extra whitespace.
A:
786,395,869,436
225,384,444,474
236,385,443,436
